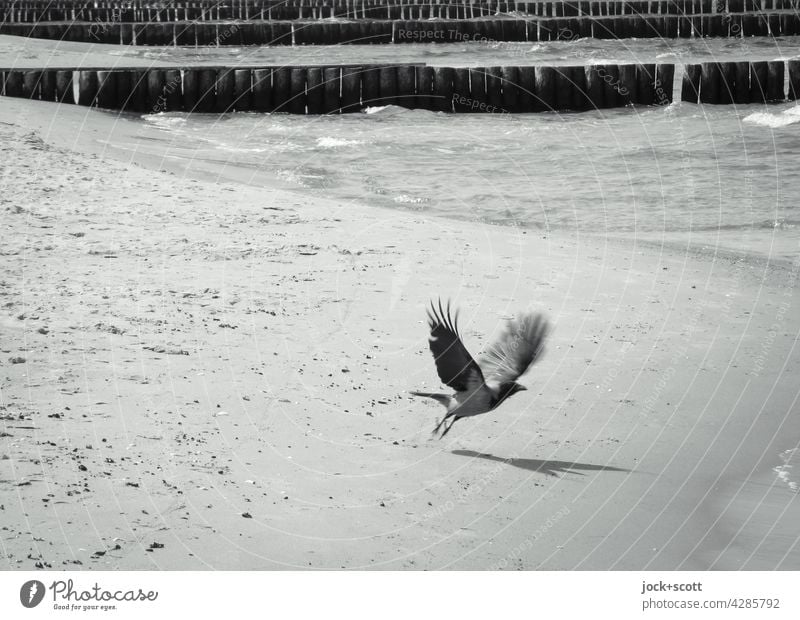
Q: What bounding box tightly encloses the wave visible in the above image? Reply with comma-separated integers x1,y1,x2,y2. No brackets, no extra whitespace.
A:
774,448,799,493
743,105,800,128
315,136,364,148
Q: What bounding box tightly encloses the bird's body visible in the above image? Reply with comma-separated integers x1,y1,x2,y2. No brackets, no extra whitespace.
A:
411,300,549,438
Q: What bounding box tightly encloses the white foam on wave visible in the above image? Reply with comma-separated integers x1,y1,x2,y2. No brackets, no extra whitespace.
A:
743,105,800,128
773,448,799,493
363,105,389,115
143,113,188,128
393,193,429,205
315,136,363,148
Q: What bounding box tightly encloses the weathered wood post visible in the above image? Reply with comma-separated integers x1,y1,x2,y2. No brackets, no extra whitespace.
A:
680,63,701,103
432,66,455,112
341,66,362,112
306,67,324,114
77,70,98,106
618,64,637,106
323,67,341,113
535,65,556,110
216,68,235,112
182,69,199,111
501,66,519,112
252,69,272,112
654,64,674,106
397,65,417,109
749,61,768,103
788,59,800,101
379,66,398,107
734,62,750,104
96,70,117,109
767,60,784,102
234,69,251,111
585,65,605,109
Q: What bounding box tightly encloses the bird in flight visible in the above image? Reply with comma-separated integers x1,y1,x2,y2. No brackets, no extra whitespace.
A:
411,300,549,438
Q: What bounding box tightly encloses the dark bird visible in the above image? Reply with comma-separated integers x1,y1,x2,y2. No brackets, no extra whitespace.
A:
411,300,550,438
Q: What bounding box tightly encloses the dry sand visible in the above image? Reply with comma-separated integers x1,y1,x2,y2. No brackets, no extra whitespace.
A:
1,92,799,570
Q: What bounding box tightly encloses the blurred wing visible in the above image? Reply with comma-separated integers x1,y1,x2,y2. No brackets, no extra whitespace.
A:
425,300,485,392
479,311,549,385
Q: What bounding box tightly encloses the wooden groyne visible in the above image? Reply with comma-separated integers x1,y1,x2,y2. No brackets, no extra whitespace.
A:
3,1,800,23
2,13,800,45
681,59,800,102
1,62,676,113
3,61,797,113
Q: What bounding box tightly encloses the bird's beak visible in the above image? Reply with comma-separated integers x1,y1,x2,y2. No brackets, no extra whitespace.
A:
518,385,528,391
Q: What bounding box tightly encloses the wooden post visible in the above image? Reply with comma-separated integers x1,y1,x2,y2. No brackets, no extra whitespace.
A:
718,62,735,105
571,65,589,111
749,62,768,103
182,69,199,112
432,66,454,112
699,62,720,104
501,66,519,112
618,64,637,106
379,66,398,107
234,69,252,111
40,70,57,102
486,66,503,110
147,69,167,113
77,70,98,107
361,66,380,107
197,68,216,112
289,68,307,113
96,70,117,109
788,59,800,101
341,66,362,112
654,64,674,106
3,71,23,98
600,64,620,108
323,67,341,114
680,64,701,103
397,65,417,109
272,67,291,112
306,67,324,114
516,65,537,112
636,64,656,106
554,66,573,110
734,62,750,104
535,66,556,111
252,69,272,112
22,70,41,100
767,61,784,102
585,65,605,109
467,68,486,112
416,65,434,110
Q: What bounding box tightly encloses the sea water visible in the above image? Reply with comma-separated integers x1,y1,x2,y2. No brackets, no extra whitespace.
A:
97,39,800,261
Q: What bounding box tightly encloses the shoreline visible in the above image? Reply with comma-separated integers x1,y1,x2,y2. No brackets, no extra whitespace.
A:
1,94,798,570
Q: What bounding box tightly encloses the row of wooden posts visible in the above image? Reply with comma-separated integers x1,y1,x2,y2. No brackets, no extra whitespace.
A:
3,13,798,44
0,63,670,113
1,61,797,113
682,59,799,102
3,0,799,22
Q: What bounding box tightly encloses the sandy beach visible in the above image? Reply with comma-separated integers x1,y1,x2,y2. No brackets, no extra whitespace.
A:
1,81,799,569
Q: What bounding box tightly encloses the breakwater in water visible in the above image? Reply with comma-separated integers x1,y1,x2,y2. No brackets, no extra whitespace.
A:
1,60,797,113
3,13,800,44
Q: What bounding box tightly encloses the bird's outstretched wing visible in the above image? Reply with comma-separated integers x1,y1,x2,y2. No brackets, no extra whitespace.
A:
479,311,549,386
425,299,485,392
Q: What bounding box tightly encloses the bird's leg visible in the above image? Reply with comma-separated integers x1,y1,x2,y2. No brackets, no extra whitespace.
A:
439,416,460,439
432,412,455,437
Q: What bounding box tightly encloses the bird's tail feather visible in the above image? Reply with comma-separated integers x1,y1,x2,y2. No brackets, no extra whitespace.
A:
409,391,451,408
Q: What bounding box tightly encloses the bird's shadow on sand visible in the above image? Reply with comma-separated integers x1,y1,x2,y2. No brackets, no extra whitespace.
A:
452,450,630,477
